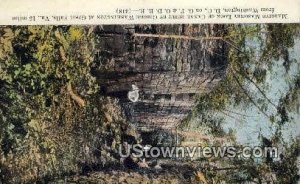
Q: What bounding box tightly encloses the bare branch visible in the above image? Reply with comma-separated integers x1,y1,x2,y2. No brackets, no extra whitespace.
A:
231,72,270,119
133,33,224,41
67,83,85,107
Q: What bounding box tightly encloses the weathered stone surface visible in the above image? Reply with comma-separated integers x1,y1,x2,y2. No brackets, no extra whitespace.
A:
92,24,227,130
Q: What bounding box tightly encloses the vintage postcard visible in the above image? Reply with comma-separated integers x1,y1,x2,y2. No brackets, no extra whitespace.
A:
0,0,299,183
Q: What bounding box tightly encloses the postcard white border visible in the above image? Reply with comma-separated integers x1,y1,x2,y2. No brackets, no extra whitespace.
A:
0,0,299,25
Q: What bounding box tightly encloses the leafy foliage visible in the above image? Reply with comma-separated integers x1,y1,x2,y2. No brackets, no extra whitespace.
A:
185,24,300,183
0,26,127,183
190,24,300,127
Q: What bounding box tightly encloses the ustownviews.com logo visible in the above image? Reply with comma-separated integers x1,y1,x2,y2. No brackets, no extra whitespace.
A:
119,144,278,159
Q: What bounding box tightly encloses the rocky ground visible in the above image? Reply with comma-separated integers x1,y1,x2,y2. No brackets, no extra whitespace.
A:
51,160,209,184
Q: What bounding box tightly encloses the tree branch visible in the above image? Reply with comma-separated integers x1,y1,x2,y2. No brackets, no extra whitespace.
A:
231,73,270,119
67,83,85,107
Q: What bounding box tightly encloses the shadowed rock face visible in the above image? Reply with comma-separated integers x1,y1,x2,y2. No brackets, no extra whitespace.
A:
92,24,228,130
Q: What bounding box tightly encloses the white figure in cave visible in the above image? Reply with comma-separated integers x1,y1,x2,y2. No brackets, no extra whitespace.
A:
128,84,139,102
